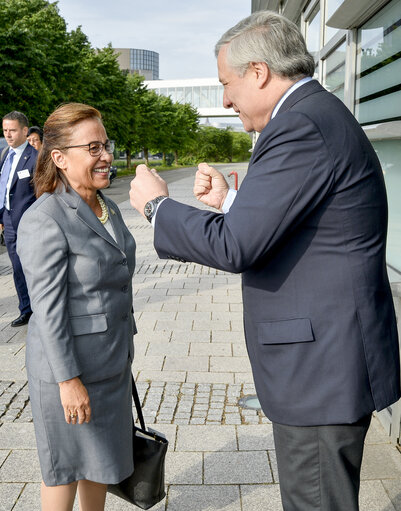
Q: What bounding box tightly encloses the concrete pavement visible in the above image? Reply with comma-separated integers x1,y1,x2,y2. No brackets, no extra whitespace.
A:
0,163,400,510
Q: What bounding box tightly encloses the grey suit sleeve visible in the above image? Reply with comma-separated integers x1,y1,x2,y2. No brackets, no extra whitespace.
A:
154,111,335,273
17,208,82,382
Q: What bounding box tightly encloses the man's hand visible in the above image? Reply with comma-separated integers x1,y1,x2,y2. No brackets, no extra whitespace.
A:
194,163,229,210
130,164,169,218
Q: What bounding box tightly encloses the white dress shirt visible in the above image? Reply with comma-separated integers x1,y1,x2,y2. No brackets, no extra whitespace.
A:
3,141,29,210
222,77,313,213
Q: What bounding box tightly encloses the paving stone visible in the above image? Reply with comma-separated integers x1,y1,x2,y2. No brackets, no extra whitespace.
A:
269,450,279,483
137,371,186,383
187,372,234,384
105,490,166,511
176,425,237,452
0,450,41,482
0,482,26,511
190,343,232,357
361,444,401,479
204,451,272,484
234,373,255,384
241,483,283,511
164,356,209,372
365,414,393,444
382,479,401,511
237,424,275,451
359,480,396,511
167,485,241,511
0,424,36,449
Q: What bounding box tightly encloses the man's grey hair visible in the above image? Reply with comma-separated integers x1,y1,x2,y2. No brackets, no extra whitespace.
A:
3,111,29,128
215,11,315,80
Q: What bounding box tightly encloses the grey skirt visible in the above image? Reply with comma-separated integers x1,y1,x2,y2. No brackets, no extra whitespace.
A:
28,358,133,486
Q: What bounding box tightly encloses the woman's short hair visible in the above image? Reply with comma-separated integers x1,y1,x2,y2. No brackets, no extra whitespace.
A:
34,103,102,198
27,126,43,142
215,10,315,80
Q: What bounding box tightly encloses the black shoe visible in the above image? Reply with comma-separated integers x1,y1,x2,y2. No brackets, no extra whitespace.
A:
11,312,32,327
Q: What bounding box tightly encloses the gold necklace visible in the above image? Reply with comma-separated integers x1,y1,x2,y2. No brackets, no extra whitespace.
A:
96,194,109,224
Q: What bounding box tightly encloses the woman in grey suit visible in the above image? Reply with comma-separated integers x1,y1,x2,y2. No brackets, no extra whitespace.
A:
17,103,136,511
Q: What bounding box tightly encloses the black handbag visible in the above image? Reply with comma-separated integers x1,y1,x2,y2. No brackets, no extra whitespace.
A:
108,376,168,509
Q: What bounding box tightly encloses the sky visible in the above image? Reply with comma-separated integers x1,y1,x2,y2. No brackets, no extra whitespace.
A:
55,0,252,80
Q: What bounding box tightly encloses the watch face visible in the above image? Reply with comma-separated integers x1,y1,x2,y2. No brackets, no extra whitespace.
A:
144,201,154,219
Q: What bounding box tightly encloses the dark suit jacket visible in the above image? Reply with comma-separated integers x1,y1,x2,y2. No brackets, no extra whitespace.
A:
0,143,37,229
153,80,400,426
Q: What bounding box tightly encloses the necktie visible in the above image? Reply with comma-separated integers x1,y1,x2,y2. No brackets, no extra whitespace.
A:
0,149,15,209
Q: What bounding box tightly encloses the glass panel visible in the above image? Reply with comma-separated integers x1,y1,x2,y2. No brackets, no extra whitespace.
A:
176,87,184,103
323,40,346,101
218,85,224,106
200,86,210,108
210,86,218,107
325,0,343,42
167,88,175,101
372,140,401,270
193,86,200,107
306,4,321,57
355,0,401,125
185,87,192,104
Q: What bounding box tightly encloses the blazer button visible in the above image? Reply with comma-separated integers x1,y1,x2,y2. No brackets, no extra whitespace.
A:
122,314,128,321
122,285,128,293
121,258,127,265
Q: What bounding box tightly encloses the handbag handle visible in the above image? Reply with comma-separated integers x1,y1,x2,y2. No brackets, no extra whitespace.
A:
131,375,146,431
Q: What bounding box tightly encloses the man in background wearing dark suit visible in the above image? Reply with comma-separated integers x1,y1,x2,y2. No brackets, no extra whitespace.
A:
129,11,400,511
0,111,37,326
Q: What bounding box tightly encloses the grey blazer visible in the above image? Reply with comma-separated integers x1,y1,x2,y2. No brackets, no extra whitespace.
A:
17,186,136,384
154,80,400,426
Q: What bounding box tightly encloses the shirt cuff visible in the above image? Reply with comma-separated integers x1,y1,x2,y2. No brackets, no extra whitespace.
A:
151,197,169,227
222,189,237,214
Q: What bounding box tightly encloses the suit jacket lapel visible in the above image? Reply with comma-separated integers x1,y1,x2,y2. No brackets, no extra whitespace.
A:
58,186,122,251
250,80,326,164
10,144,35,189
276,79,325,115
99,190,126,251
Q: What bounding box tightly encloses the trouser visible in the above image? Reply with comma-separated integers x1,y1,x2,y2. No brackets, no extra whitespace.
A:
3,209,31,314
273,414,371,511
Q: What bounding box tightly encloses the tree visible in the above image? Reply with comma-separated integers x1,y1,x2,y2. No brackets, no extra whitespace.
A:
232,131,252,161
0,0,127,138
0,0,73,122
169,103,199,165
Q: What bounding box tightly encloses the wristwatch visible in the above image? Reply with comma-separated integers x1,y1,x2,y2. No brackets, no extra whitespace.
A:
144,195,168,223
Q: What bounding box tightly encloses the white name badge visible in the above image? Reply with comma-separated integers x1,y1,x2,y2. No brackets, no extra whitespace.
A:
17,169,30,179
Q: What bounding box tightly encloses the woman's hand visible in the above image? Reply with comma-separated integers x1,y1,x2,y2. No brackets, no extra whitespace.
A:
59,377,91,425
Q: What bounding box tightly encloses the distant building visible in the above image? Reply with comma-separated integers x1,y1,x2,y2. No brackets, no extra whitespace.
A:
145,77,238,121
114,48,159,80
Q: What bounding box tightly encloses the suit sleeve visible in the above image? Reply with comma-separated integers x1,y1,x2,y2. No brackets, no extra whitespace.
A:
154,111,335,273
17,208,82,382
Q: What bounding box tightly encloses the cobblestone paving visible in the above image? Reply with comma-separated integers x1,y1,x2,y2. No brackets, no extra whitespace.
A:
0,379,269,427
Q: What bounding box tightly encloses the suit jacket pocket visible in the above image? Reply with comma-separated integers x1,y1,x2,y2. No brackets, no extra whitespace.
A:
257,318,314,345
70,313,108,336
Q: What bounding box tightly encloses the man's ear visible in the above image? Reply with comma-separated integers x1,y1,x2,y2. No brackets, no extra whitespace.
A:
51,149,66,170
249,61,270,88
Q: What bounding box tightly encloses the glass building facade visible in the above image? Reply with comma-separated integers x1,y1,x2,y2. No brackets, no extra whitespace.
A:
145,78,236,118
114,48,159,80
131,49,159,80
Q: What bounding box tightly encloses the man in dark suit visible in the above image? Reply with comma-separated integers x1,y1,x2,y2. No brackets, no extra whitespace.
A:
0,111,37,326
129,11,400,510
